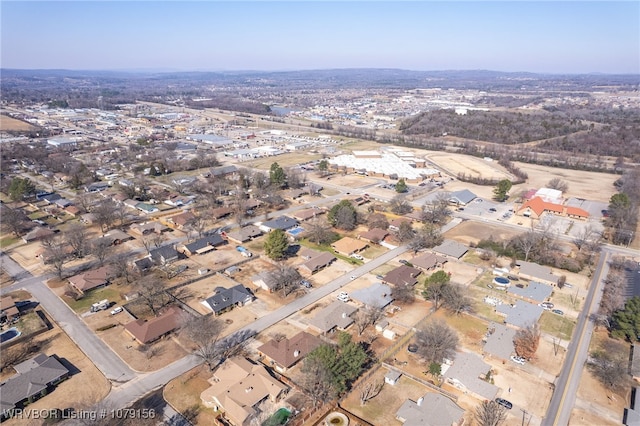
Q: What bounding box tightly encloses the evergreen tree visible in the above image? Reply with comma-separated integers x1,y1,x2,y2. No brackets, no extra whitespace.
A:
263,229,289,260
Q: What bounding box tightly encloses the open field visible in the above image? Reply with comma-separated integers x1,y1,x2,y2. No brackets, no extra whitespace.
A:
444,220,521,246
243,152,322,169
427,152,513,181
0,114,37,131
513,162,618,203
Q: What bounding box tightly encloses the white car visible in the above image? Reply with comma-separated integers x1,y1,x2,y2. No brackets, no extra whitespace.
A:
350,254,364,260
350,275,356,280
337,292,349,302
510,355,526,365
110,306,123,315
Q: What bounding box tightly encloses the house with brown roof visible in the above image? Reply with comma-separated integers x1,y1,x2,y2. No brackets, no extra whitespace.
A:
130,221,169,236
292,207,326,221
167,211,195,229
383,265,422,287
67,265,114,295
123,305,182,344
388,217,412,232
410,253,447,271
200,357,288,426
64,205,81,217
299,247,321,260
331,237,369,256
299,252,337,276
0,297,20,322
211,206,234,220
22,227,55,243
257,331,322,372
358,228,389,244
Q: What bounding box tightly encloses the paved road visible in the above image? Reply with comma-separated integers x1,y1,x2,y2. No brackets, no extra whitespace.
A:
1,256,136,382
102,244,410,408
543,250,610,426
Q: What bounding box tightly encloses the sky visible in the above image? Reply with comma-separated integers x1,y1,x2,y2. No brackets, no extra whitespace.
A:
1,1,639,74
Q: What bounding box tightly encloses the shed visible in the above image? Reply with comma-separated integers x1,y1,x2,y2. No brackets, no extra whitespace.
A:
385,370,402,385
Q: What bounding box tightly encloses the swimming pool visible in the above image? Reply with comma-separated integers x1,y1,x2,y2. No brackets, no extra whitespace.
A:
0,327,21,343
287,227,305,236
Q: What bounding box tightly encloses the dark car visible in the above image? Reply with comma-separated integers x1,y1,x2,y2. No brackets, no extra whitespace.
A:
495,398,513,410
507,275,519,281
489,208,497,212
399,259,409,265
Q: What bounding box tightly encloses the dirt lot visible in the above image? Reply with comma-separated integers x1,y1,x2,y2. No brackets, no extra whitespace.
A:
165,365,219,426
443,220,521,246
427,152,513,181
0,114,38,131
2,327,110,426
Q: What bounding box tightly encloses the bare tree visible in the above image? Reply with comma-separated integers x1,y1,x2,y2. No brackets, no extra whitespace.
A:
65,223,88,258
421,194,450,224
389,195,412,215
109,252,134,283
359,379,384,406
181,314,225,371
415,320,458,364
366,212,389,231
133,274,170,317
546,177,569,193
301,356,337,407
513,323,541,360
307,219,334,245
394,221,415,243
442,283,473,315
286,166,306,189
93,199,117,233
41,234,68,279
186,213,208,239
151,232,165,248
513,230,539,262
75,191,95,214
354,304,385,335
140,235,153,254
475,400,508,426
588,350,630,393
272,264,303,298
392,283,416,305
91,237,113,267
409,224,443,252
1,206,29,236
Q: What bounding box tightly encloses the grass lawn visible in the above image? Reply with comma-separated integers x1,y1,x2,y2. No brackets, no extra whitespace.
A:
539,311,575,341
27,211,49,220
245,152,322,170
360,244,388,259
462,251,485,266
16,311,48,334
320,188,340,197
298,238,362,266
0,236,20,248
553,291,581,311
63,287,123,313
165,365,218,425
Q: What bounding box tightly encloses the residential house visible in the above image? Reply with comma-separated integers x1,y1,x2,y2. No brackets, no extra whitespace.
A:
448,189,477,206
443,352,499,400
180,234,226,256
251,271,279,293
22,227,55,243
515,260,558,285
410,253,447,271
307,301,357,334
350,283,394,308
495,301,544,329
331,237,368,256
206,165,238,179
64,205,81,217
164,194,193,207
396,393,465,426
167,211,195,229
284,188,308,200
225,225,263,244
123,306,182,344
383,265,422,287
388,217,411,232
200,357,288,426
0,297,19,322
257,331,322,372
358,228,389,244
298,248,321,260
0,353,70,415
292,207,325,221
99,229,133,246
507,281,553,304
259,216,299,233
84,182,110,193
433,240,469,260
299,252,337,276
201,285,255,316
130,222,168,236
211,206,234,220
149,245,180,265
67,265,113,295
482,322,517,361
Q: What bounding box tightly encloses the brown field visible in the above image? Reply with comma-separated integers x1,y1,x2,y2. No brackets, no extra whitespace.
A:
443,220,520,246
165,365,219,426
427,152,513,181
513,162,618,203
0,114,37,132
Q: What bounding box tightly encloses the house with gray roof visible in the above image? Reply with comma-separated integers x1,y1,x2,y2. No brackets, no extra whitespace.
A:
507,281,553,303
224,225,262,244
396,393,465,426
516,260,558,285
0,353,70,415
181,234,227,256
483,322,517,361
433,240,468,259
202,285,254,316
149,245,180,265
443,352,498,400
307,301,357,334
448,189,477,206
260,216,299,232
351,283,394,308
496,301,544,329
251,271,279,293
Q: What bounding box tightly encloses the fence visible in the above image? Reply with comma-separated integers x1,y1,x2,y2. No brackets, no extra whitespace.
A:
381,361,458,402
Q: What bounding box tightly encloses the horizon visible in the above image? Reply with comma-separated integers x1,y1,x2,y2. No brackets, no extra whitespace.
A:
1,2,639,75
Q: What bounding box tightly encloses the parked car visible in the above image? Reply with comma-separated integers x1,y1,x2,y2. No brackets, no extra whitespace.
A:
110,306,123,315
399,259,409,265
350,275,356,280
552,309,564,316
350,253,364,260
489,208,497,212
337,292,349,302
300,280,312,288
507,275,519,281
510,355,526,365
495,398,513,410
539,302,554,310
563,283,573,288
376,275,384,280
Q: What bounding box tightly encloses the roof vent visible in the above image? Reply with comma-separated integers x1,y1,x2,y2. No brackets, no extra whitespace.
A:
245,386,253,393
294,350,300,357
